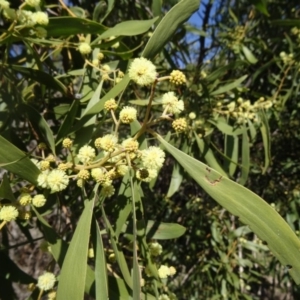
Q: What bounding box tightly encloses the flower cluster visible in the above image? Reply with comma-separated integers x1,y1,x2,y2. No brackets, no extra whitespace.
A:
279,51,295,65
220,25,245,53
95,134,118,152
18,190,47,208
158,265,176,279
214,96,273,124
291,26,300,41
38,169,69,193
17,10,49,26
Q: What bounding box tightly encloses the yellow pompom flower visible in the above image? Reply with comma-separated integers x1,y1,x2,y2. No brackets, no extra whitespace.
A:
122,139,139,152
77,169,90,180
92,58,99,66
19,193,32,206
128,57,157,86
116,164,129,177
37,272,56,291
97,52,104,60
101,64,111,72
48,291,56,300
45,155,56,162
158,265,171,279
118,71,124,78
91,168,104,181
170,70,186,85
32,194,47,207
100,185,115,197
77,145,96,164
189,112,196,120
119,106,137,124
37,171,49,188
95,134,118,152
40,160,50,171
62,138,73,148
47,170,69,193
169,266,176,276
77,179,84,187
0,206,19,222
162,92,184,114
88,248,94,258
32,12,49,25
18,10,35,26
172,118,187,133
78,42,92,55
58,162,72,171
149,241,163,256
102,73,110,81
104,98,118,111
140,146,165,170
0,0,10,9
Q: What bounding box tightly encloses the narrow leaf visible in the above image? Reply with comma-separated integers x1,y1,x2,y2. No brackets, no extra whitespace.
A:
142,0,200,58
92,1,107,21
72,75,130,134
224,135,239,176
33,208,96,297
0,135,40,185
239,130,250,185
272,19,300,27
56,99,80,144
194,133,227,176
111,173,132,237
129,175,141,300
157,135,300,284
211,75,248,95
259,110,271,174
209,118,245,136
99,18,158,39
146,221,186,240
242,45,258,64
250,0,270,16
101,206,132,289
93,219,108,300
8,65,68,95
56,197,95,300
100,0,115,22
0,174,16,202
166,162,183,198
47,17,106,36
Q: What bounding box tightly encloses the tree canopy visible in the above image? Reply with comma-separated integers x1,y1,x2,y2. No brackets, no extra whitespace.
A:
1,0,300,299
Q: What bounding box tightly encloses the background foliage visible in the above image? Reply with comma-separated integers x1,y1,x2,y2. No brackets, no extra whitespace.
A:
1,0,300,299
